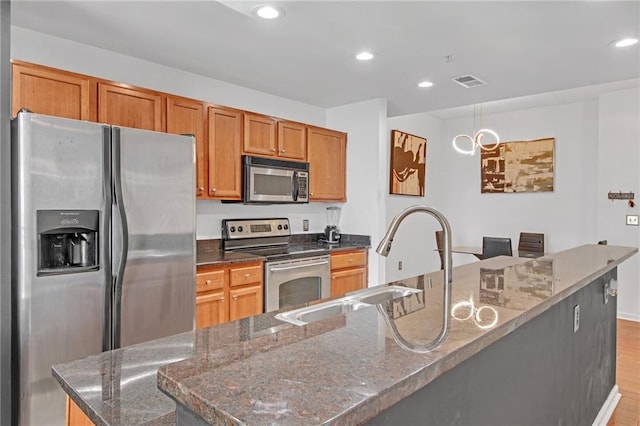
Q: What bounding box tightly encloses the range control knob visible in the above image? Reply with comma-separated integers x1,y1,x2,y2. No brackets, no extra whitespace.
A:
230,226,236,232
284,224,289,230
238,226,243,232
277,225,283,230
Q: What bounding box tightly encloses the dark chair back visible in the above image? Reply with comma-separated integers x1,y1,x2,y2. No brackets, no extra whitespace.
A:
518,232,544,253
482,236,513,259
435,230,445,270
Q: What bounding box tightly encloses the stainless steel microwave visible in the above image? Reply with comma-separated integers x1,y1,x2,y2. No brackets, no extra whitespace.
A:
243,155,309,204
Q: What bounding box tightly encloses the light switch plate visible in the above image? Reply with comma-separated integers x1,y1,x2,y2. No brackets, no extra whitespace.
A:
303,219,309,231
626,215,639,226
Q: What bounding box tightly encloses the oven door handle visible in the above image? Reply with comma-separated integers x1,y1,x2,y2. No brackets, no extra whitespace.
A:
269,260,329,272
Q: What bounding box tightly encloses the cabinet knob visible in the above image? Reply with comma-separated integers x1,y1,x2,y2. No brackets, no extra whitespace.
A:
280,149,285,153
220,297,225,302
233,295,238,300
348,259,353,263
270,148,276,152
205,280,212,285
198,186,204,191
211,188,217,193
332,276,336,280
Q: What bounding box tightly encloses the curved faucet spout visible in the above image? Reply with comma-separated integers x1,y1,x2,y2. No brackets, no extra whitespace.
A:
376,205,452,352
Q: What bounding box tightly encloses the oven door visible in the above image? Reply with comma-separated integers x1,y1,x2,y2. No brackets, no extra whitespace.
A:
246,165,295,203
265,255,331,312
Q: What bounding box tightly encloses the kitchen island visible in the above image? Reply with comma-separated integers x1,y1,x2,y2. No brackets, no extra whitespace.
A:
52,244,637,425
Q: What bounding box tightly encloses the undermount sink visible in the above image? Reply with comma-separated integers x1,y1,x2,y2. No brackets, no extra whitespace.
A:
275,285,422,326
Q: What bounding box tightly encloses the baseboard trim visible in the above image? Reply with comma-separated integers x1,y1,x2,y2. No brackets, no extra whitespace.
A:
617,311,640,322
592,385,621,426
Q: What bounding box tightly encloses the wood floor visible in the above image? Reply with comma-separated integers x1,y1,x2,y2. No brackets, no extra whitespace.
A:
608,319,640,426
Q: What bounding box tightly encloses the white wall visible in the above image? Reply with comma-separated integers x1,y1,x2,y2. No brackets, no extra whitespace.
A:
597,87,640,321
326,98,388,287
386,84,640,319
385,113,446,282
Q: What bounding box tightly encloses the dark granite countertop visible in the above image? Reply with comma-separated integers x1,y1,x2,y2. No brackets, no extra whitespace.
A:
52,244,637,425
196,234,371,267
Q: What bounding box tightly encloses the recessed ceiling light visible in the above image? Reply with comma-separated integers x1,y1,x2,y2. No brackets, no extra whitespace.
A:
612,37,638,48
418,81,434,88
355,51,376,61
252,5,284,19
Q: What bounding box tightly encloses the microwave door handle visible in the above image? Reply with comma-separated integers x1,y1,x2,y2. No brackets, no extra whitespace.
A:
292,171,299,201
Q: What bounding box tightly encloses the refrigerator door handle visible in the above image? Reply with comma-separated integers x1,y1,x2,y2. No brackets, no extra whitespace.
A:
112,128,129,349
102,126,113,352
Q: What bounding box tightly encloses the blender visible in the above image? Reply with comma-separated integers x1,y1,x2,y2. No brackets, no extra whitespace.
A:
323,206,341,244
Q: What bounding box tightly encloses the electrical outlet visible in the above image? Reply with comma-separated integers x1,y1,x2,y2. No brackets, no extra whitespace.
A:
398,261,403,270
626,215,639,226
573,304,580,333
303,219,309,231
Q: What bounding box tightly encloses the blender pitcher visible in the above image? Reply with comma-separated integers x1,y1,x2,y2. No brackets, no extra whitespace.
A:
324,206,341,243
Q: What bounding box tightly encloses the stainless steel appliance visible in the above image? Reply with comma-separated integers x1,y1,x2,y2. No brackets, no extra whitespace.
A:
242,155,309,204
11,112,196,425
222,218,330,312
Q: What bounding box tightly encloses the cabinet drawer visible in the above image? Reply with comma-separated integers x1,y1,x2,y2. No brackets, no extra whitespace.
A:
196,269,225,293
331,251,367,270
229,264,263,287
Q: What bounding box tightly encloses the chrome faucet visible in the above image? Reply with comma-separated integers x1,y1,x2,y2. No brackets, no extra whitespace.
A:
376,205,452,352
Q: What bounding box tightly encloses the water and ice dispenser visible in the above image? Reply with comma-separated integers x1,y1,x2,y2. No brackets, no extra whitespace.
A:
37,210,99,275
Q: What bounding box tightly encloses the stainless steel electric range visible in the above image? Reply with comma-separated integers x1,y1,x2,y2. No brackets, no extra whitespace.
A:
222,218,331,312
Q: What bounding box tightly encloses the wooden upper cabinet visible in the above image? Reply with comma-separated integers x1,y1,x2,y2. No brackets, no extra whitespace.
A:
307,126,347,202
166,96,206,197
11,61,95,121
98,82,164,131
243,112,277,156
208,107,242,200
277,120,306,161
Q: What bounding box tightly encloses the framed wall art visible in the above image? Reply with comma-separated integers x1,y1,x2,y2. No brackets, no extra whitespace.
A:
481,137,555,193
390,129,427,196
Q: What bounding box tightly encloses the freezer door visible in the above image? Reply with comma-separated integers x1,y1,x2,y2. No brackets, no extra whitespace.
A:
12,113,110,426
112,127,195,348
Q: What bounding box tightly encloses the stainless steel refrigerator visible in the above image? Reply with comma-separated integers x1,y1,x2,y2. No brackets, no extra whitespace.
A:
11,112,196,425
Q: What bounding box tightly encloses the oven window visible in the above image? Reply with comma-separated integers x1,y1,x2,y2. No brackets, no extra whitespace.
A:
279,277,322,310
254,174,292,196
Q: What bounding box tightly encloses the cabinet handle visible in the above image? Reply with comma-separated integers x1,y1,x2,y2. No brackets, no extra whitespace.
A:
220,297,225,302
332,276,336,280
244,273,251,279
280,149,285,153
198,186,204,191
211,188,217,193
233,295,238,300
270,148,276,152
348,259,353,263
205,279,212,285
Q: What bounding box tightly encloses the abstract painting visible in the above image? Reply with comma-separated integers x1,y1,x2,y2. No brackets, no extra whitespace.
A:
390,130,426,196
480,137,554,193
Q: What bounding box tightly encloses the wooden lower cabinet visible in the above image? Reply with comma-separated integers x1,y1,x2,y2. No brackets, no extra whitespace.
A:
67,396,94,426
330,250,368,297
196,261,263,329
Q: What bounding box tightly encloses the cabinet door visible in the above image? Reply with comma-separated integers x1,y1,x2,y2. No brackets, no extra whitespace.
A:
243,112,277,157
307,126,347,201
167,96,206,197
229,285,263,321
67,396,94,426
196,291,227,329
331,267,367,297
12,62,94,120
277,120,306,160
98,82,164,131
208,107,242,199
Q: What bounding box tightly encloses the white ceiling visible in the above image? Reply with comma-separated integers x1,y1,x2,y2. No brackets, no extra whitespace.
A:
10,1,640,117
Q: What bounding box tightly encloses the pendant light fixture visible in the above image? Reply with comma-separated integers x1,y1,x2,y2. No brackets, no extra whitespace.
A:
452,104,500,155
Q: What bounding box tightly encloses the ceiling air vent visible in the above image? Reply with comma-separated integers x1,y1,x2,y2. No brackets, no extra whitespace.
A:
452,75,486,88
